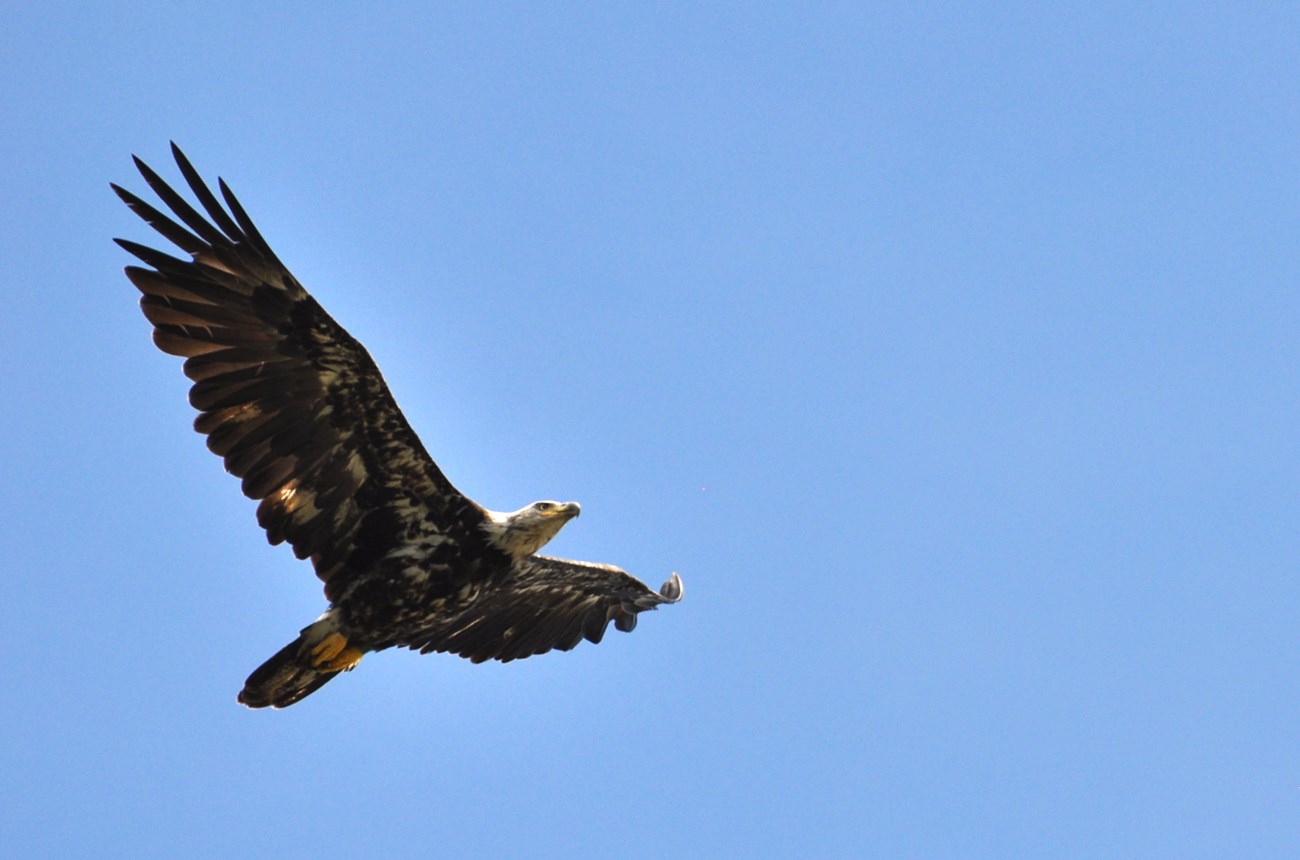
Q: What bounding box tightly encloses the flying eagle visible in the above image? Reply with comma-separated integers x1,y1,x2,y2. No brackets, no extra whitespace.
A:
113,144,682,709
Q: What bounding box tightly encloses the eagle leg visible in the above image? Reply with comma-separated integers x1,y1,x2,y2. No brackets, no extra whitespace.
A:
309,632,364,672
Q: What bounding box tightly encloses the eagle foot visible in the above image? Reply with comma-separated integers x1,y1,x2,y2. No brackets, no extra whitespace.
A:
309,632,364,672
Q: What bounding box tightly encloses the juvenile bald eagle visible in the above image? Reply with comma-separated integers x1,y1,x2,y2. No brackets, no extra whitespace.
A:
113,144,682,709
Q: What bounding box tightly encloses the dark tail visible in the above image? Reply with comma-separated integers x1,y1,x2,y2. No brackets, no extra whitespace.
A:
238,634,342,709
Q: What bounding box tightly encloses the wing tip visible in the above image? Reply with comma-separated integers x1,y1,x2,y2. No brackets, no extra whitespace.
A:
659,572,684,603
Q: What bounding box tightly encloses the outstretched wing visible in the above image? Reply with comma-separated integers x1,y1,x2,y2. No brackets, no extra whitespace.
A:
113,143,489,602
409,557,683,663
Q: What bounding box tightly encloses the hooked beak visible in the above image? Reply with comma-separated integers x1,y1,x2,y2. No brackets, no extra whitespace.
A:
560,501,581,519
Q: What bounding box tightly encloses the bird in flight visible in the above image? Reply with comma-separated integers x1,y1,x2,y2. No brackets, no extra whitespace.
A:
113,144,682,708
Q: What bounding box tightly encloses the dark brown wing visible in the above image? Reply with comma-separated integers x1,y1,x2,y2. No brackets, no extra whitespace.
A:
114,143,489,602
409,556,683,663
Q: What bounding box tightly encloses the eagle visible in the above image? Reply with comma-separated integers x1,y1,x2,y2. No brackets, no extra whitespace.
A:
113,144,682,709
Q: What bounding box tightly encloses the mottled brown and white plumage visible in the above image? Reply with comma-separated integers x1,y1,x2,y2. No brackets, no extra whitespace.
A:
113,144,682,708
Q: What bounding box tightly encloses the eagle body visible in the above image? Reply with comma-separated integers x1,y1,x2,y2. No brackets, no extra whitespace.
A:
114,145,681,708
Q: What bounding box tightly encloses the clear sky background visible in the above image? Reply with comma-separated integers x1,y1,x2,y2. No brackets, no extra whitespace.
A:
2,4,1298,857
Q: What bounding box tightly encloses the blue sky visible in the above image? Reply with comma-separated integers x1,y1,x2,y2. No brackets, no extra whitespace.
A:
3,3,1299,857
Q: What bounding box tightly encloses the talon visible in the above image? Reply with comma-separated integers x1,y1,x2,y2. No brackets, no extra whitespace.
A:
310,632,364,671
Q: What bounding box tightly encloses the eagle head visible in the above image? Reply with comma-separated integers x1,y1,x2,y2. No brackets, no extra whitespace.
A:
484,500,581,558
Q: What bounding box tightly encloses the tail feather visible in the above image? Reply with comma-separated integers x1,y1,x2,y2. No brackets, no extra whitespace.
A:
238,634,341,709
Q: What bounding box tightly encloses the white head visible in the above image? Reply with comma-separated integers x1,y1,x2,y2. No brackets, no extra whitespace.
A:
483,500,582,558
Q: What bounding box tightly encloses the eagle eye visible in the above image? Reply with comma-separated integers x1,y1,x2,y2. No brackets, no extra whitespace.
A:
535,502,554,512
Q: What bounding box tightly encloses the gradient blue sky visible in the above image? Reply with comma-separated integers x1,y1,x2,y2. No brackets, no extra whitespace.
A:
3,4,1299,857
